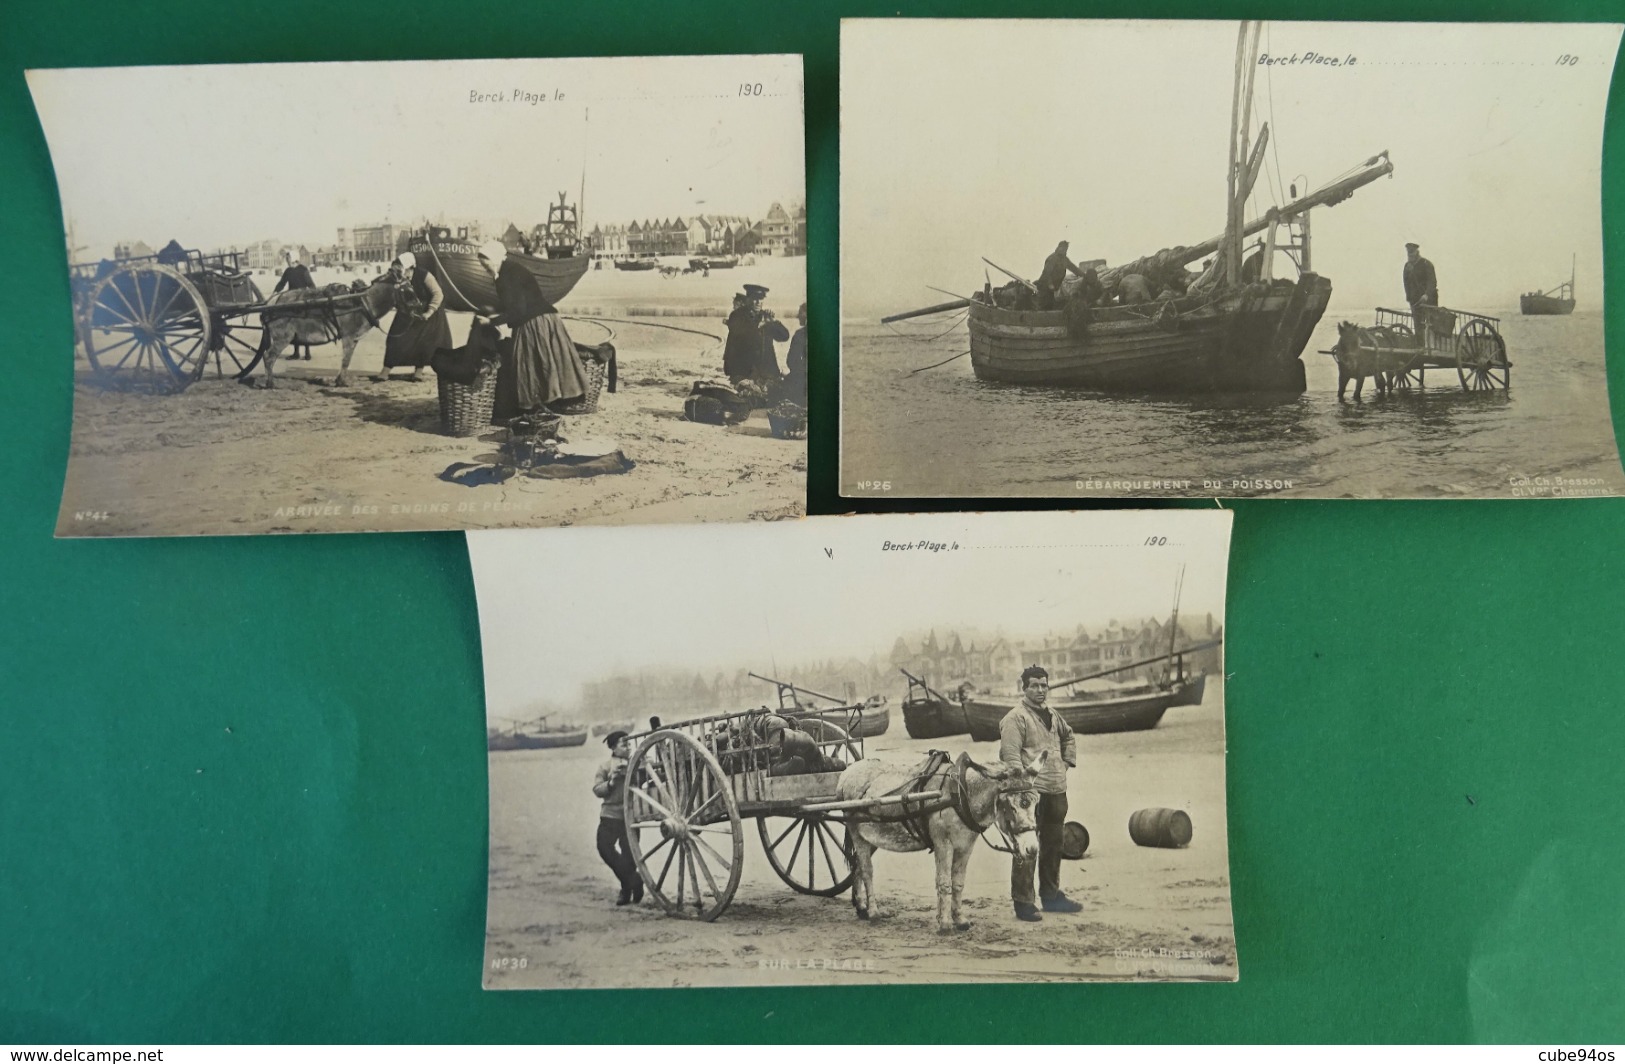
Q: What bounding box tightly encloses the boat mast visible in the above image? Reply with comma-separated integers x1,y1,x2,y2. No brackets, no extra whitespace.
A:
1223,22,1264,285
1570,252,1576,301
1167,564,1186,683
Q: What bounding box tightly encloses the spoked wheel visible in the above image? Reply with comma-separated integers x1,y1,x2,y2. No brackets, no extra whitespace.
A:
208,314,266,381
758,811,855,896
1386,325,1423,391
1455,320,1510,392
624,730,743,921
82,264,211,391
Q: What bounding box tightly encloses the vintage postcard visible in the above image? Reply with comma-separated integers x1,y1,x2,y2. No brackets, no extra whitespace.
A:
469,510,1235,987
29,54,807,536
840,20,1624,500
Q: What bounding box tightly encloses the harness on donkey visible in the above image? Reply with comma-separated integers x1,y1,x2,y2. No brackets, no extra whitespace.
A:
846,750,1031,853
259,282,387,346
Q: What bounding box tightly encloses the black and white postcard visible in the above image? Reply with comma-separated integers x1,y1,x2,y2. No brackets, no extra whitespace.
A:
841,20,1623,499
469,510,1235,987
30,54,807,536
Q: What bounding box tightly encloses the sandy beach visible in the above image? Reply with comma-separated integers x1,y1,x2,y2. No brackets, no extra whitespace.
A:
484,679,1236,989
57,256,807,536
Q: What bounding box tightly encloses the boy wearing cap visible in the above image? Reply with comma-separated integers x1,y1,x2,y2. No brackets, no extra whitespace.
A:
592,731,643,906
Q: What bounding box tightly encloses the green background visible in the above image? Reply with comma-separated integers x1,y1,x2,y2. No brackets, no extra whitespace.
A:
2,0,1623,1044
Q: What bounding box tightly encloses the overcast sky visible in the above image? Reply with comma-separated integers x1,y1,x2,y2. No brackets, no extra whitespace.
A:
30,54,803,258
842,20,1619,316
469,511,1231,716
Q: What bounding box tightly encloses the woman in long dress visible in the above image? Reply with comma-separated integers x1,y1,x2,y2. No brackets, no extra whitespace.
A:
380,251,452,382
475,241,592,416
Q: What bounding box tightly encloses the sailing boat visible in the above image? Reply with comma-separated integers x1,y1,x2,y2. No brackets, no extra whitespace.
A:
883,21,1393,395
1520,255,1576,315
962,569,1218,740
487,714,590,751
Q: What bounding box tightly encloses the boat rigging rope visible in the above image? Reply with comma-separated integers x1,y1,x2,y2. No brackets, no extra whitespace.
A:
907,349,969,375
884,309,968,343
559,315,722,344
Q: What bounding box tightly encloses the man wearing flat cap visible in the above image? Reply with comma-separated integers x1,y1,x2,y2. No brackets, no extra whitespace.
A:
999,664,1082,922
723,283,790,387
1403,242,1439,339
591,730,643,906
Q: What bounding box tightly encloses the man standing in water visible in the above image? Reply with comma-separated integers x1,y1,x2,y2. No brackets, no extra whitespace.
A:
999,665,1081,922
1403,241,1439,339
591,730,643,907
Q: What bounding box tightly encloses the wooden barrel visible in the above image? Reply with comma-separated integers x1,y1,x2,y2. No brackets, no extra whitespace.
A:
1128,808,1193,848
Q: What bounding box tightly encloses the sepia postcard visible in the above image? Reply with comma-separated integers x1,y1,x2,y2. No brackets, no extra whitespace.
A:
29,54,807,536
840,20,1624,500
468,510,1235,988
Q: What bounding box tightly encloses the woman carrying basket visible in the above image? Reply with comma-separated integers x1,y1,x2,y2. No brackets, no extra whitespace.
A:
474,241,592,418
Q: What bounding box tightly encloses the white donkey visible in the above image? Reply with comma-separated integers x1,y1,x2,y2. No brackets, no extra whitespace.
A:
255,276,405,388
838,751,1040,934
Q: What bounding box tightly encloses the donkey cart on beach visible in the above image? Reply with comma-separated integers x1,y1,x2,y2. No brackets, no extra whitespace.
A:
618,705,1040,931
1324,305,1511,399
73,244,404,392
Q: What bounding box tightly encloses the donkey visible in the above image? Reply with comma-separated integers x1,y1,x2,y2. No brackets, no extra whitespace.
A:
1332,320,1393,401
254,276,405,389
838,751,1040,934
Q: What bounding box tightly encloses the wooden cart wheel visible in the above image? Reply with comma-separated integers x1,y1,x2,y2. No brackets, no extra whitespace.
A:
1384,323,1424,390
624,730,743,921
1455,319,1510,392
208,315,266,380
758,811,855,896
82,263,211,391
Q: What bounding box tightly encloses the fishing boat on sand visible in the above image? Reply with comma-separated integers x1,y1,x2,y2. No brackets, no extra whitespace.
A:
883,21,1393,394
899,668,971,740
750,671,891,738
613,258,659,272
1521,255,1576,315
487,715,590,751
408,219,589,315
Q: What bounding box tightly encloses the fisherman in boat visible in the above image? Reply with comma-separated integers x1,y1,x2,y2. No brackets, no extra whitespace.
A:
591,730,643,907
722,283,790,388
1035,241,1080,310
475,240,592,417
1403,241,1439,339
998,665,1082,922
273,251,319,361
379,251,452,383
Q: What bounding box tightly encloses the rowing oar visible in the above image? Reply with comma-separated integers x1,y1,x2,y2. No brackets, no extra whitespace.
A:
982,257,1037,293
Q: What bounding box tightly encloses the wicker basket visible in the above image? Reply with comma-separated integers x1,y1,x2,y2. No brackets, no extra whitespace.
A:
548,343,614,416
768,401,808,440
437,367,498,437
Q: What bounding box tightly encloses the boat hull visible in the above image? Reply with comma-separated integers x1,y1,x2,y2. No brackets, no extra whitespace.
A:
967,275,1329,393
901,695,970,739
487,728,589,751
1171,673,1207,707
804,704,890,738
1520,293,1574,315
408,232,589,313
965,690,1179,740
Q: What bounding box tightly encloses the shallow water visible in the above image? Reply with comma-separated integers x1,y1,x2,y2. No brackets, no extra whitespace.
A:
840,309,1625,499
